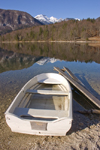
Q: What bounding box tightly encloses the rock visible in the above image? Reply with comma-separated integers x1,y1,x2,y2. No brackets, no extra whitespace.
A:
79,122,84,126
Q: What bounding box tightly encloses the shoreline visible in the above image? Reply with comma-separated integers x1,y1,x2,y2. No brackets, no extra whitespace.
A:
0,40,100,44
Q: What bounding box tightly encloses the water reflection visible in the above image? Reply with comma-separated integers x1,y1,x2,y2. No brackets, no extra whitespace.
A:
36,57,59,65
0,42,100,63
0,48,42,73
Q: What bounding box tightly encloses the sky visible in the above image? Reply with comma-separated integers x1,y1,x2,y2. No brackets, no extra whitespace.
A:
0,0,100,20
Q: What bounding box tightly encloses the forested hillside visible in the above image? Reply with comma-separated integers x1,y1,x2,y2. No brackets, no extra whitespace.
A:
0,18,100,41
0,9,43,35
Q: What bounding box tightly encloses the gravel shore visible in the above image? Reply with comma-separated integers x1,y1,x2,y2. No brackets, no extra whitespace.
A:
0,91,100,150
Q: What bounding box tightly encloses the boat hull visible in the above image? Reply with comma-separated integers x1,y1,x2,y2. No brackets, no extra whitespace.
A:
5,114,72,136
5,73,73,136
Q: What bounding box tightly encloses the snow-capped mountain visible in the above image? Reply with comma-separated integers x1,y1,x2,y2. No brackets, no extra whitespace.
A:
35,14,63,25
35,14,80,25
35,15,52,25
50,16,63,23
75,18,81,21
64,18,80,21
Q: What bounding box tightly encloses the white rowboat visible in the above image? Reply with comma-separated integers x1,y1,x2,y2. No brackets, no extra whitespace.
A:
5,73,73,136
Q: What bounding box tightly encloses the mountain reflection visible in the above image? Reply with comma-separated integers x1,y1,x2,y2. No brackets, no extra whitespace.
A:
0,42,100,64
36,57,59,65
0,48,42,73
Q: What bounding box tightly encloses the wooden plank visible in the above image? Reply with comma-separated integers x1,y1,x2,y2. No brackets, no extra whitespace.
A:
63,67,84,85
26,89,68,95
78,109,100,114
54,67,100,109
63,67,91,92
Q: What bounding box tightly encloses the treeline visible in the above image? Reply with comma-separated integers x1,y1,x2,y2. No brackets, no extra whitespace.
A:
0,18,100,41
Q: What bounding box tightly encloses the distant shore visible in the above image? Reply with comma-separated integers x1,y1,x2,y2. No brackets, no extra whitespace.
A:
0,40,100,44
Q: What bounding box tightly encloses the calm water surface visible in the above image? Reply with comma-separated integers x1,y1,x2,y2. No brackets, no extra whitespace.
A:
0,43,100,110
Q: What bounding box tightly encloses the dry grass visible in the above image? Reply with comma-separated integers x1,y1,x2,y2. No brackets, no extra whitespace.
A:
88,36,100,41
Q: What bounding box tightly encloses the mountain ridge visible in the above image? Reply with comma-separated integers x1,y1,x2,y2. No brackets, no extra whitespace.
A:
0,9,43,35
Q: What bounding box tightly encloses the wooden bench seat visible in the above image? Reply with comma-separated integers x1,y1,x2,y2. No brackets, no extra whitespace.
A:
14,107,68,119
26,89,68,96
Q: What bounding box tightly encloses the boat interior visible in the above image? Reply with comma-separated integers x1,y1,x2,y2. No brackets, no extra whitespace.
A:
13,83,69,120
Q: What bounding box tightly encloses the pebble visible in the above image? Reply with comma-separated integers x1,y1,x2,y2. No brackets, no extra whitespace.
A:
8,141,11,145
79,122,84,126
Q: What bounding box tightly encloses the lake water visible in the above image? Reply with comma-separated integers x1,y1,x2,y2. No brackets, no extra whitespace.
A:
0,42,100,111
